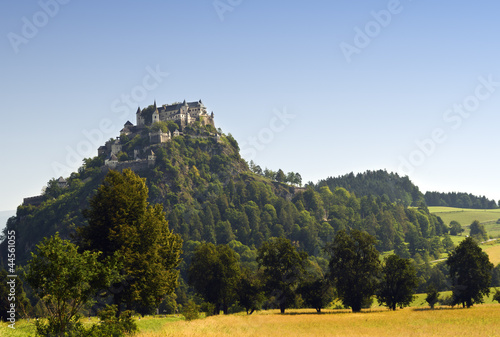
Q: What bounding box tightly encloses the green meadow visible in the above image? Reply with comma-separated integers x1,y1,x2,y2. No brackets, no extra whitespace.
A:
429,206,500,237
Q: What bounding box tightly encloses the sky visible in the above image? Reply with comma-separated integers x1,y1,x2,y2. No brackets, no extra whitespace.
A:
1,0,500,219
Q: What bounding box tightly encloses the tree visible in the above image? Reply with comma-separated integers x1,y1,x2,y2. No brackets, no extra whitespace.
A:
426,285,440,309
442,234,455,252
236,269,265,315
377,254,418,310
263,168,276,180
25,233,117,336
449,221,463,236
446,237,493,308
275,169,286,183
298,277,334,313
469,220,488,242
256,237,308,314
327,229,380,312
77,169,182,315
493,289,500,304
188,243,241,315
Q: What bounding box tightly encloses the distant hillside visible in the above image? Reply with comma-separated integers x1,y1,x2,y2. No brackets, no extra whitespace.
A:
0,116,447,274
316,170,425,206
425,191,499,209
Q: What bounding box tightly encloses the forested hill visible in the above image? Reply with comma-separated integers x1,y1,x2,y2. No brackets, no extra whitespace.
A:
1,123,449,274
425,191,499,209
316,170,425,206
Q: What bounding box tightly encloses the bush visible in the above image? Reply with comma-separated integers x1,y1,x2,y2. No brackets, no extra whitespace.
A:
201,302,216,317
438,295,454,308
182,300,201,321
493,289,500,304
36,305,139,337
89,305,137,336
426,286,440,309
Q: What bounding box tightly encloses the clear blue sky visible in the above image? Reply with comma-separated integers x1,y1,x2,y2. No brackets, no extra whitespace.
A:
1,0,500,214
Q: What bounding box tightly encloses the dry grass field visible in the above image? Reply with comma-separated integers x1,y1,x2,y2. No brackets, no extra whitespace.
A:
134,306,500,337
3,305,500,336
484,243,500,265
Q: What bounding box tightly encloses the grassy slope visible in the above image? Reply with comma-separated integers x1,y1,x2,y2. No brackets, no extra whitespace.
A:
428,206,500,264
429,206,500,237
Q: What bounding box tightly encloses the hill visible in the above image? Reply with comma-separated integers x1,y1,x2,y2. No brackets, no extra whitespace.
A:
0,104,473,297
316,170,425,206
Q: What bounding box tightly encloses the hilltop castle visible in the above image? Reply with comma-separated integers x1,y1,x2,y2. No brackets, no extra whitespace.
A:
102,99,219,171
136,99,214,129
23,100,219,207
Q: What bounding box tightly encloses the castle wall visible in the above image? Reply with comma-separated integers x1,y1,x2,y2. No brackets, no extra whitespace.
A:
103,159,150,173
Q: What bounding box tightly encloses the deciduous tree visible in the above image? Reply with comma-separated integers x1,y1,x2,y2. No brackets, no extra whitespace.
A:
298,277,334,313
449,221,463,236
188,243,241,314
469,220,488,242
446,237,493,308
327,229,380,312
257,237,308,314
377,254,418,310
25,233,117,336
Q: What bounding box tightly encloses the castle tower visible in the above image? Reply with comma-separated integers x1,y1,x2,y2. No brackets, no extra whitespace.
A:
136,107,144,127
152,108,160,124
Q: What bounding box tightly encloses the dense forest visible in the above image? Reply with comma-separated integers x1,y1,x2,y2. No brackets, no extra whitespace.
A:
425,191,499,209
316,170,425,207
1,118,498,321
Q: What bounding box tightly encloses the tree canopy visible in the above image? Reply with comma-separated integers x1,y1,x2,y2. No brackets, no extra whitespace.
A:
377,254,418,310
327,229,380,312
77,169,182,315
188,243,241,315
256,237,308,314
446,237,493,308
25,233,117,336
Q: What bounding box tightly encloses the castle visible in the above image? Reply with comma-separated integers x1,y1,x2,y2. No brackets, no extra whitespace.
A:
23,100,218,207
137,99,214,129
102,99,219,170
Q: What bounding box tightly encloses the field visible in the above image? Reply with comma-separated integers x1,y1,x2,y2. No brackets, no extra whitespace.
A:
429,206,500,238
132,307,500,337
428,207,500,264
4,303,500,337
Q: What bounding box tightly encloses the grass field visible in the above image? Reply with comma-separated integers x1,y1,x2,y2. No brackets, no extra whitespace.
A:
429,206,500,238
131,307,500,337
483,243,500,265
4,303,500,337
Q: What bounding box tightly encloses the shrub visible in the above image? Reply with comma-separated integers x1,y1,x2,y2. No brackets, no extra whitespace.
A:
183,300,201,321
493,289,500,304
86,305,138,337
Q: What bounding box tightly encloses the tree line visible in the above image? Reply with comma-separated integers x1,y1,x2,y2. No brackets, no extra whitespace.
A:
425,191,499,209
187,231,496,316
316,170,426,207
